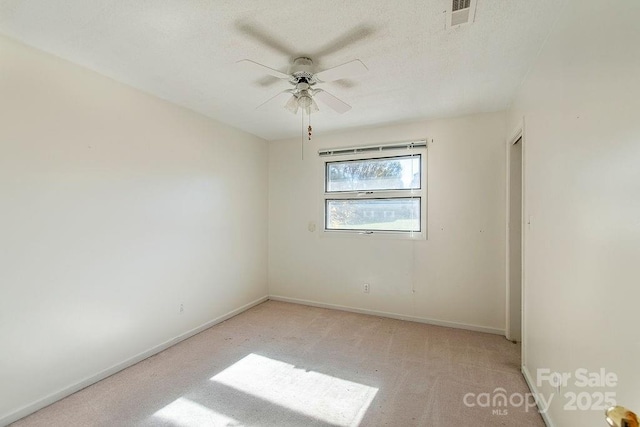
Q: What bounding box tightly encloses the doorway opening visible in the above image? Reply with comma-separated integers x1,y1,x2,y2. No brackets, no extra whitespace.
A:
507,136,523,344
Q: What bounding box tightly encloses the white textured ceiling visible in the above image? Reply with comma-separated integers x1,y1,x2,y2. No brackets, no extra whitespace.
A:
0,0,560,141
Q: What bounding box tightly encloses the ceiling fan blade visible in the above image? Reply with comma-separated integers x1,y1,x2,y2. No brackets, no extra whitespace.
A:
284,95,299,114
332,79,357,89
256,76,281,87
313,25,376,58
256,90,294,110
237,59,290,80
235,22,297,57
313,90,352,114
315,60,368,83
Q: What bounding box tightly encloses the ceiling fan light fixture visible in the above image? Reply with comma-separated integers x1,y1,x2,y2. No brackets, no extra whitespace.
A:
300,98,319,115
284,95,299,114
308,98,319,114
298,93,312,109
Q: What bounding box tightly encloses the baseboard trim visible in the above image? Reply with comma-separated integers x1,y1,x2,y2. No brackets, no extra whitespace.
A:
268,295,504,335
522,364,555,427
0,295,268,427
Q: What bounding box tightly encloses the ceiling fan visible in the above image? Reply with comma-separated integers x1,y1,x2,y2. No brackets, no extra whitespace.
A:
238,56,368,115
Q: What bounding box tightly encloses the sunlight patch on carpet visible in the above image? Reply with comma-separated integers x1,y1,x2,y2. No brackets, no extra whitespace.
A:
210,353,378,426
153,397,240,426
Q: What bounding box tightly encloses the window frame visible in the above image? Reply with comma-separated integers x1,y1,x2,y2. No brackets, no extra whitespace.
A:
319,145,427,240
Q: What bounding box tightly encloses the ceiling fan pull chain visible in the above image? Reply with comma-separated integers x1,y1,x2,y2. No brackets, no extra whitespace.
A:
308,111,312,141
301,107,304,160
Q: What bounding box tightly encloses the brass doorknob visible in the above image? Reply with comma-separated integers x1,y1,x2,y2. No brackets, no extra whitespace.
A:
606,406,638,427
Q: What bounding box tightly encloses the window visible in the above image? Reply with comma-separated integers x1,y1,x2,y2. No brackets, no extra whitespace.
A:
321,142,427,238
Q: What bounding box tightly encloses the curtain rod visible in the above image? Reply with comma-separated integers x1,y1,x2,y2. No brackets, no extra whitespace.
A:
318,140,427,157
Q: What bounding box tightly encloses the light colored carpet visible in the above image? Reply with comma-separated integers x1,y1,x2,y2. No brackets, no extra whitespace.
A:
11,301,545,426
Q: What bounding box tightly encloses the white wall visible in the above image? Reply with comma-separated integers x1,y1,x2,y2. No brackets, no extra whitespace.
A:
508,0,640,425
269,113,507,333
0,36,268,423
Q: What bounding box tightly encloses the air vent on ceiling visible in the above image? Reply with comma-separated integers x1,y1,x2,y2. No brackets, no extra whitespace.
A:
452,0,471,12
447,0,477,29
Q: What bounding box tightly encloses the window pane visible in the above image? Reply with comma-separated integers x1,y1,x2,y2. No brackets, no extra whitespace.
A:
326,198,420,232
326,155,421,192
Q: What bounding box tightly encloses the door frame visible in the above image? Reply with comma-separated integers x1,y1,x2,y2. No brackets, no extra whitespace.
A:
505,119,526,364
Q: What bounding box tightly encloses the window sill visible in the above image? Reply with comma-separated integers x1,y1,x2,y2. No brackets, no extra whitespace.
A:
320,229,426,241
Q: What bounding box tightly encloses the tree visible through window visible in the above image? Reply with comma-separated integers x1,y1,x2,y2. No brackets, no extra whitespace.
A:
324,154,423,234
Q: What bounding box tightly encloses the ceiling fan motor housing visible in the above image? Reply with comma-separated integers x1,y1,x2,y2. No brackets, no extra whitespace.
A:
289,57,317,85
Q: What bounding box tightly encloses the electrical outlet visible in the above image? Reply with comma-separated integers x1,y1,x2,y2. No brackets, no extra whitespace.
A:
363,283,370,293
179,303,184,314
